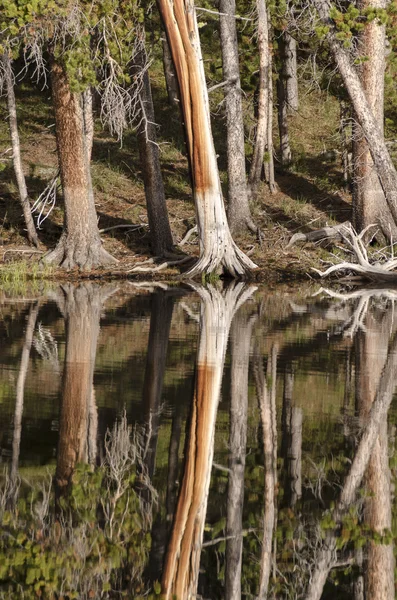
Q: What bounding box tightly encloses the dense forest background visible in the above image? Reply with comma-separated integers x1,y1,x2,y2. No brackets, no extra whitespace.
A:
1,0,397,278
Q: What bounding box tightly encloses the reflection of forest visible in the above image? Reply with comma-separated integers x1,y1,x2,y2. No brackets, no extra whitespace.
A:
0,283,396,599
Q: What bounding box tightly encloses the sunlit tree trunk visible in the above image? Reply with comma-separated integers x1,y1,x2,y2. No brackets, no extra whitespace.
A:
157,0,257,276
2,54,39,247
277,37,292,167
55,284,108,495
219,0,256,234
352,0,395,240
44,61,116,269
313,0,397,238
225,311,255,600
161,283,256,599
135,45,174,257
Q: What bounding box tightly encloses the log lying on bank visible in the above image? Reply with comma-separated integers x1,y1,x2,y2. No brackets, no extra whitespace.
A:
286,221,351,248
290,222,397,283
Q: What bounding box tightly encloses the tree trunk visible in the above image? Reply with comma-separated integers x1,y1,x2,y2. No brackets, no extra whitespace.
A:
249,0,270,199
313,0,397,237
265,42,276,194
225,312,255,600
283,32,298,112
161,283,256,599
2,54,39,247
135,48,174,257
82,87,94,162
352,0,394,240
162,37,180,106
276,60,292,168
219,0,256,234
44,61,116,269
157,0,257,277
55,284,106,496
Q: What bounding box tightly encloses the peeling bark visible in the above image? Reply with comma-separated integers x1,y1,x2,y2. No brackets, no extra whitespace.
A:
44,62,116,270
2,54,39,247
157,0,256,276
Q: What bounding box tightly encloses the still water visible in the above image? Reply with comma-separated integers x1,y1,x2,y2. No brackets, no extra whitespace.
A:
0,281,396,599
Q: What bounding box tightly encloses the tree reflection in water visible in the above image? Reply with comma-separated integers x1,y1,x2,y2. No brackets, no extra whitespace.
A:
1,284,397,599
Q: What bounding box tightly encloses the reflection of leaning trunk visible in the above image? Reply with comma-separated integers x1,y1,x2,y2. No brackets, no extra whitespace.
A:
55,284,108,497
161,283,256,600
11,303,40,486
305,330,397,600
253,343,278,599
355,316,394,600
225,312,255,600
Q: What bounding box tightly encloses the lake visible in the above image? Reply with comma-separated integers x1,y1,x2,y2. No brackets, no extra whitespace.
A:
0,281,395,599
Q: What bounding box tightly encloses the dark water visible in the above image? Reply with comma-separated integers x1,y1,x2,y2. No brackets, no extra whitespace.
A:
0,281,396,599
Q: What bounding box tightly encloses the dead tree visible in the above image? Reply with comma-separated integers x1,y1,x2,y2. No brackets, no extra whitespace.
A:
157,0,257,276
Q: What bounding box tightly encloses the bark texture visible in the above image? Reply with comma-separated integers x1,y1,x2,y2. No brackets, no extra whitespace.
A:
136,48,174,257
45,62,116,269
219,0,256,234
352,0,395,240
283,32,298,112
3,54,39,247
82,87,94,162
157,0,256,276
276,61,292,168
313,0,397,238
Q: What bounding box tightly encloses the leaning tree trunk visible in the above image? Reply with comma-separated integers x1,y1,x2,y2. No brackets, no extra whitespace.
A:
135,46,174,257
2,54,39,247
249,0,270,199
44,61,116,269
219,0,256,234
161,282,256,599
157,0,257,277
313,0,397,236
352,0,395,240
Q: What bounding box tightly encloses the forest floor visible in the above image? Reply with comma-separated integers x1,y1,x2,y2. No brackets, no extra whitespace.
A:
0,75,353,287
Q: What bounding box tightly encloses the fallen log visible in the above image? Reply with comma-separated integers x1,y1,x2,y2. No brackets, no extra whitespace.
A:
286,221,352,248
